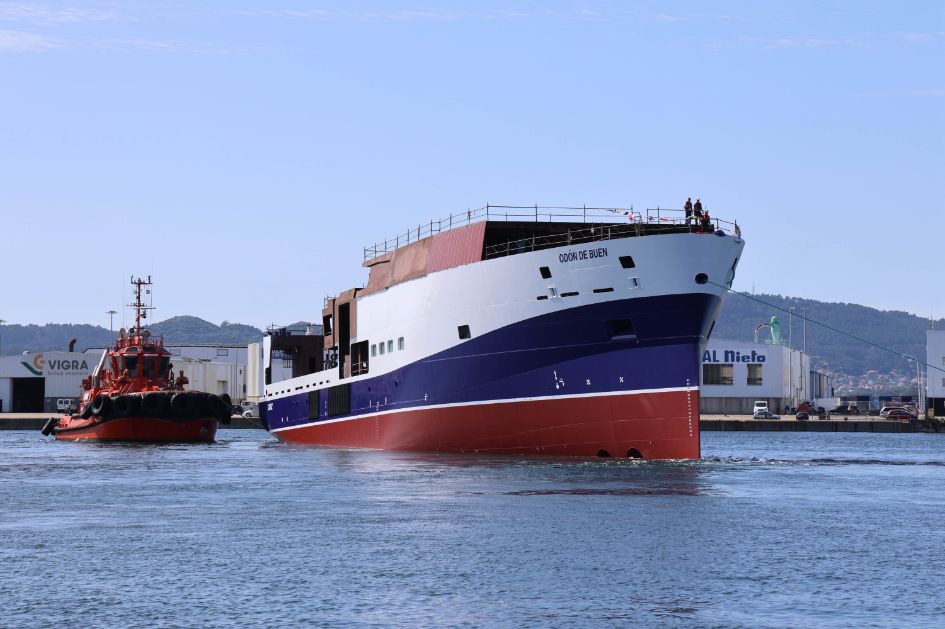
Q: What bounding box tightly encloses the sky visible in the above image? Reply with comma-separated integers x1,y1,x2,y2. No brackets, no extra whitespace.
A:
0,0,942,331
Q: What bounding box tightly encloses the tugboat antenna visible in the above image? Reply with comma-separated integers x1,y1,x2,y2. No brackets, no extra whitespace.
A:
128,275,155,333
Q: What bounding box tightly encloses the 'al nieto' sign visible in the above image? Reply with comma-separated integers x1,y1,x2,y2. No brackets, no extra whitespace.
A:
703,350,766,363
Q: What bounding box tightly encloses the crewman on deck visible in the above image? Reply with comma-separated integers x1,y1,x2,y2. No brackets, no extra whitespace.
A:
175,370,189,389
116,369,131,387
693,198,703,219
684,197,693,223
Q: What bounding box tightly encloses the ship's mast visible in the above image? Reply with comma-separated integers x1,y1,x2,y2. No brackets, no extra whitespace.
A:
128,275,155,333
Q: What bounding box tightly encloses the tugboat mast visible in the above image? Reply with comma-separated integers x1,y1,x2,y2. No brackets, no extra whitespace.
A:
128,275,155,334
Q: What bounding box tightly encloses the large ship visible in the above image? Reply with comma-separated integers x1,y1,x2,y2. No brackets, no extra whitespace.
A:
43,276,233,442
260,205,744,459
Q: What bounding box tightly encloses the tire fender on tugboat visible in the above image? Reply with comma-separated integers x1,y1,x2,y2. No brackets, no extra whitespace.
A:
210,395,232,424
89,394,112,418
171,392,196,415
40,417,59,436
140,392,170,416
112,394,140,418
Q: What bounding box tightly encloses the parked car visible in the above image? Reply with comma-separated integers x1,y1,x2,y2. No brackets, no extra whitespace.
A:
884,408,914,421
829,404,860,416
796,411,810,421
753,410,780,420
241,401,259,418
880,406,918,419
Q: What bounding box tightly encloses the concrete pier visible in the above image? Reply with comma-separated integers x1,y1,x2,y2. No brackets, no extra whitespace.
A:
700,415,924,433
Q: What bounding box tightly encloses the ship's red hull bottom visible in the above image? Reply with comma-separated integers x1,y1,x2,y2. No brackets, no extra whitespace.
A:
271,389,700,459
54,415,218,443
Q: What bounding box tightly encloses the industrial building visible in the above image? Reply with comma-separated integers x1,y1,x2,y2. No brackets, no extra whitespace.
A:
0,351,96,412
700,338,832,415
0,344,252,413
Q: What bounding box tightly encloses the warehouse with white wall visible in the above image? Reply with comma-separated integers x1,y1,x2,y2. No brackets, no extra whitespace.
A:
700,338,829,414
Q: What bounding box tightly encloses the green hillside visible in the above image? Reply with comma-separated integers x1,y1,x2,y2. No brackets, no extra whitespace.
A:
714,293,943,376
0,317,264,355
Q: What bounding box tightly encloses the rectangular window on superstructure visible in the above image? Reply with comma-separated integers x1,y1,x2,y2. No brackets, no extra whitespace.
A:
379,343,385,355
387,340,394,353
703,364,734,385
371,344,376,357
747,364,763,386
458,325,471,340
217,348,229,357
539,266,552,279
398,337,404,351
619,255,635,269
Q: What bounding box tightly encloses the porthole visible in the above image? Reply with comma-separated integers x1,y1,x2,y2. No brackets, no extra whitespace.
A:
695,273,708,285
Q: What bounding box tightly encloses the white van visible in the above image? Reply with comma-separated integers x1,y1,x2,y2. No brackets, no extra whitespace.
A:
752,400,768,414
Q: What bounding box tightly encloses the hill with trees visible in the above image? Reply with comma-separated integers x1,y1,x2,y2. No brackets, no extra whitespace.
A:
0,316,263,355
713,293,942,377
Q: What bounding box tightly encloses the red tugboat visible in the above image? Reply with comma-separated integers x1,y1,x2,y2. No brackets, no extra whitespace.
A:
42,276,232,442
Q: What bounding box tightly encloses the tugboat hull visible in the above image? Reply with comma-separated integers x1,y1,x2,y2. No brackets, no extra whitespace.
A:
54,415,219,443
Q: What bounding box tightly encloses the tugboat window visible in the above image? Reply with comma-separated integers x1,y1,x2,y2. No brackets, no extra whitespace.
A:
123,354,139,377
539,266,552,279
387,340,394,353
371,344,377,357
619,256,635,269
379,343,385,355
398,337,405,351
458,325,471,340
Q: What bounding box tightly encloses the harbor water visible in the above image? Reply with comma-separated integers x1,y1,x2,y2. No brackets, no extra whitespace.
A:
2,430,943,627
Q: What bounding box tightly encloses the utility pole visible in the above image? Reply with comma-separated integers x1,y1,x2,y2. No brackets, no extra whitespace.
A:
0,319,5,356
789,307,795,350
801,306,809,355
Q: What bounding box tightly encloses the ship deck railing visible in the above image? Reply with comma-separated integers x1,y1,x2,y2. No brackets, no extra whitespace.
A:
363,204,740,261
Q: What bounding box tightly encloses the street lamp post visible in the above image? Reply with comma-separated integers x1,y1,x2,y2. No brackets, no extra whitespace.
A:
106,310,117,340
789,307,795,350
231,336,238,404
800,306,809,355
909,356,924,418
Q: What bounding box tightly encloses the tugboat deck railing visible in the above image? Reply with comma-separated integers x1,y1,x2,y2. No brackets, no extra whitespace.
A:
363,204,740,261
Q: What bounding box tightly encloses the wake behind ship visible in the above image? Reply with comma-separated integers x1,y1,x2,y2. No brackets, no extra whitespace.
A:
260,205,744,459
